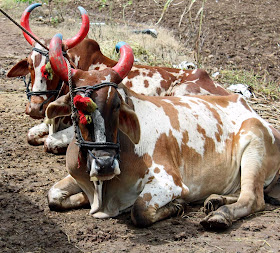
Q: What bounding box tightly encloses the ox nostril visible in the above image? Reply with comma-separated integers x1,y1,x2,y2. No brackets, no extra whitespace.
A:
95,157,114,173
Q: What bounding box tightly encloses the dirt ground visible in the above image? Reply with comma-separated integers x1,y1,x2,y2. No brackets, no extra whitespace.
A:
1,1,280,252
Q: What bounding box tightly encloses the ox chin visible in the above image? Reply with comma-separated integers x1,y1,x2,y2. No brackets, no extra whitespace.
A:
89,158,120,182
90,174,115,182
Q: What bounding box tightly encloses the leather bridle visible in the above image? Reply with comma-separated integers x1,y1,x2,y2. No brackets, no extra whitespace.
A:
23,48,68,110
72,83,121,162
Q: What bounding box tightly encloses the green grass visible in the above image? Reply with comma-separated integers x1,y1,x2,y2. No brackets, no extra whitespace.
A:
217,69,279,100
0,0,18,9
2,1,278,100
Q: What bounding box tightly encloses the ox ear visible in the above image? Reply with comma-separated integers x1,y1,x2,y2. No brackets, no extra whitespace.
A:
7,59,29,77
46,93,72,119
119,101,140,144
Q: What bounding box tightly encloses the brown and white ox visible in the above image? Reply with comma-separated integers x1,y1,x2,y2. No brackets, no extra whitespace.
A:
6,3,89,152
45,34,280,229
7,4,229,154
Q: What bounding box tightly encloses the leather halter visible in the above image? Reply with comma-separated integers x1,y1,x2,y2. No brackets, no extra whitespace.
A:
24,48,67,110
72,82,121,161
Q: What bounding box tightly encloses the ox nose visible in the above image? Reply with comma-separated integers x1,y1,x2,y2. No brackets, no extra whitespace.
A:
26,102,45,119
95,156,115,174
89,154,119,180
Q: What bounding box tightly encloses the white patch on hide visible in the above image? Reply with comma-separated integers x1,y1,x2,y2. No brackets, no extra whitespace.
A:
123,67,166,96
31,43,48,99
44,126,74,153
74,55,80,66
89,63,108,71
139,162,188,208
28,122,49,138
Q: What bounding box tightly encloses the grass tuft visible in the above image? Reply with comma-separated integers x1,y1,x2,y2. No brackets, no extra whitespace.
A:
216,69,279,100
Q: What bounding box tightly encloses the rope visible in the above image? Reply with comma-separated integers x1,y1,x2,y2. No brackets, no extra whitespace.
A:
65,58,79,142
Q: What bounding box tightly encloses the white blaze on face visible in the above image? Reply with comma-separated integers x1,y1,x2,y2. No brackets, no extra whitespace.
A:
92,110,106,142
31,42,48,99
107,87,112,103
103,74,112,82
89,109,106,177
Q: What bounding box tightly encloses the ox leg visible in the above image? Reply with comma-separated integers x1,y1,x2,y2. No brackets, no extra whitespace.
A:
44,126,74,154
201,136,267,230
131,172,189,227
48,174,89,211
27,122,49,145
203,192,240,214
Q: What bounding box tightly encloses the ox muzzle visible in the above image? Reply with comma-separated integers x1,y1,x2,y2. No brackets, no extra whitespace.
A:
87,149,120,181
26,99,46,119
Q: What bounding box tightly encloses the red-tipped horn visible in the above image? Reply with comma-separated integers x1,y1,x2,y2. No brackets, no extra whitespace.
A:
113,42,134,80
49,34,77,82
21,4,89,48
63,6,89,49
20,3,41,45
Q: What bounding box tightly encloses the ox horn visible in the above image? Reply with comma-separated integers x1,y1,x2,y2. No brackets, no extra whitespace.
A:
20,3,41,45
63,6,89,49
49,35,134,82
49,34,77,82
21,4,89,48
113,42,134,79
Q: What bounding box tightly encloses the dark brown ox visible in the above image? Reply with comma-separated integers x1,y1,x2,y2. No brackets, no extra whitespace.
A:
46,34,280,229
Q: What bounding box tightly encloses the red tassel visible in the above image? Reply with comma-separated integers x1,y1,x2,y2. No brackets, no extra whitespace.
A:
79,111,88,125
74,95,92,111
41,65,48,79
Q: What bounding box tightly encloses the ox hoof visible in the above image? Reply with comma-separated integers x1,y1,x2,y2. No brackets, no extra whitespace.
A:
200,211,232,230
203,195,225,214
